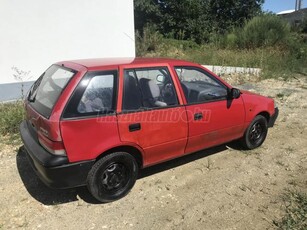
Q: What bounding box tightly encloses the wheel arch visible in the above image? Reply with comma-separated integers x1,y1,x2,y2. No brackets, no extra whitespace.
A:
96,145,144,169
257,111,270,123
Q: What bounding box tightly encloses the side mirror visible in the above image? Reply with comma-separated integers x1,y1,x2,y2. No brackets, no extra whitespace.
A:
229,88,241,99
156,74,165,83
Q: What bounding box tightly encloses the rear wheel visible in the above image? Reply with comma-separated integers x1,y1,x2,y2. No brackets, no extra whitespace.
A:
87,152,138,203
241,115,268,150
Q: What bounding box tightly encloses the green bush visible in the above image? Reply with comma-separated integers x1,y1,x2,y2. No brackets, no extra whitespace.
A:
167,39,199,50
238,15,291,49
301,17,307,33
0,101,25,136
225,33,238,49
136,24,163,56
286,33,307,59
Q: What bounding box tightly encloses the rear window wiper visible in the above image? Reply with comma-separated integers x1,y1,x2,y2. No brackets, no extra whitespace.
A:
28,84,36,102
28,75,43,102
28,91,37,102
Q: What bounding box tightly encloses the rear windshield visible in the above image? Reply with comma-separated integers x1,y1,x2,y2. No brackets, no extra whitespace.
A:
28,65,76,118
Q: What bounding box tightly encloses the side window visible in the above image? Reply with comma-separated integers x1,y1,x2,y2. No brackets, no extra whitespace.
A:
175,67,228,104
77,74,114,113
63,70,117,118
122,67,178,111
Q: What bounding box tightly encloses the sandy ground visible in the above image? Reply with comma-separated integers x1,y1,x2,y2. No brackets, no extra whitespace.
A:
0,76,306,230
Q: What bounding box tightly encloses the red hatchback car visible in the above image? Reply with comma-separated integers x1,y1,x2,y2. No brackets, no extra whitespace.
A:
20,58,278,202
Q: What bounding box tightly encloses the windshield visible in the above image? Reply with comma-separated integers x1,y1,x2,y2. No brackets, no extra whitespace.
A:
28,65,76,118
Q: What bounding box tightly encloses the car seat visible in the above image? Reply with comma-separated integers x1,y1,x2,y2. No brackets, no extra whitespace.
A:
139,78,167,107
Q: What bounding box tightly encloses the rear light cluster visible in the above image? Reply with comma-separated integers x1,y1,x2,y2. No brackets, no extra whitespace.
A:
38,132,66,156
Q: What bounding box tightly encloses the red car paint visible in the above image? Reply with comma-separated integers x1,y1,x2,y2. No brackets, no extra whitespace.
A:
21,58,277,189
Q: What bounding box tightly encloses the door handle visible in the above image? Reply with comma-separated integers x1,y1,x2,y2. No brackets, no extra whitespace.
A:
129,123,141,132
194,112,203,120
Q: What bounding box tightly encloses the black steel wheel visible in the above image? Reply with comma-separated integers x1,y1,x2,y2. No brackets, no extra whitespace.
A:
241,115,268,150
87,152,138,203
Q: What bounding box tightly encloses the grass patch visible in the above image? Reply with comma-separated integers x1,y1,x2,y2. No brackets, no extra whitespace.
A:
138,38,307,79
273,190,307,229
0,101,25,143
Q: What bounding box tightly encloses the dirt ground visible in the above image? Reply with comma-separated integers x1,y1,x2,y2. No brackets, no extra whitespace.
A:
0,75,306,230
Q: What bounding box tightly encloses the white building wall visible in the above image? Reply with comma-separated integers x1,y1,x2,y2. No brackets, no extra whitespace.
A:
0,0,135,85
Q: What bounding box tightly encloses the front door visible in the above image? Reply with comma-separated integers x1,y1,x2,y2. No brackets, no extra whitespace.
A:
174,66,245,153
117,66,188,166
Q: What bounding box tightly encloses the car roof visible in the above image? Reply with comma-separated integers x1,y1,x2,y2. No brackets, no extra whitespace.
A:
62,57,197,70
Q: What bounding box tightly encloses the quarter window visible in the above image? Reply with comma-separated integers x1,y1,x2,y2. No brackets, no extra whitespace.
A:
78,75,114,113
63,70,117,118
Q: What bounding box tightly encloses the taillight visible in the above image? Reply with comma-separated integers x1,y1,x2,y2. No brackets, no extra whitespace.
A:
38,133,66,156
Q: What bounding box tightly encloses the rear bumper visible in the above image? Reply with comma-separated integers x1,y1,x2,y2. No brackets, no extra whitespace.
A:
20,121,95,189
268,107,279,128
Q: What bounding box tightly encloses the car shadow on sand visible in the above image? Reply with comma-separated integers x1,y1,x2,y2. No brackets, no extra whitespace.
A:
138,144,228,179
16,147,100,205
16,142,240,205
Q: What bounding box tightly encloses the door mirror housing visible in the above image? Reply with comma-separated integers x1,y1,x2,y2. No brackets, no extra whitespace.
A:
229,88,241,99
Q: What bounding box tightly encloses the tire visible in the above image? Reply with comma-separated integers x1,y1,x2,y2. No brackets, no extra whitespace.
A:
87,152,139,203
241,115,268,150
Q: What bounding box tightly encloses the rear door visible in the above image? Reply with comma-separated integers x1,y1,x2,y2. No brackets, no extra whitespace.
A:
117,66,188,166
174,66,245,153
60,70,120,162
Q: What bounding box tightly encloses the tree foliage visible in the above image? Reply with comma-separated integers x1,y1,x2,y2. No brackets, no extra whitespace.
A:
134,0,264,43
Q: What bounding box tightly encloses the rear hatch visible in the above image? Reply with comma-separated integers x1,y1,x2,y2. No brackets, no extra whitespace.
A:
25,64,77,156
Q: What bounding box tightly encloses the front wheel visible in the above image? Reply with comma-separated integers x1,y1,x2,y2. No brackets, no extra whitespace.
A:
241,115,268,150
87,152,139,203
